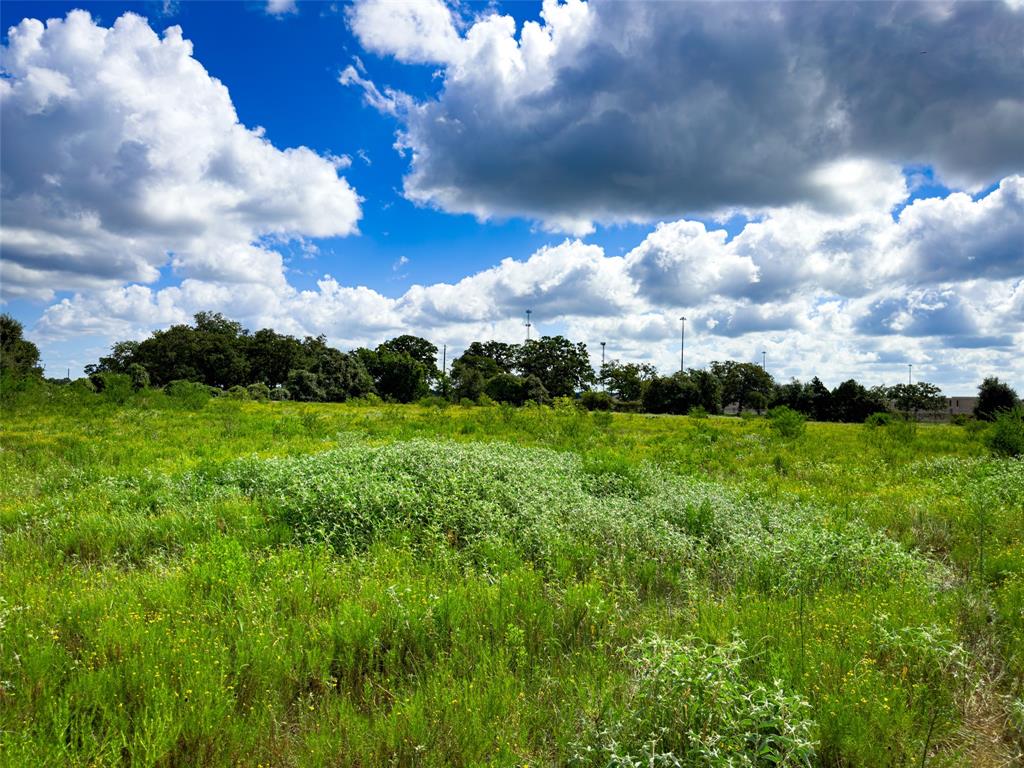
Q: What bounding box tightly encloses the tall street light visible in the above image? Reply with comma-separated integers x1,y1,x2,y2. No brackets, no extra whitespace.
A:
908,363,913,385
679,316,686,373
762,350,766,370
525,309,532,342
600,341,606,391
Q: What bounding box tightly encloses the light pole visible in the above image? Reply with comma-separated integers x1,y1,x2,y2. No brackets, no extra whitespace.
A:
908,363,912,385
762,350,766,370
600,341,606,391
679,316,686,372
525,309,532,342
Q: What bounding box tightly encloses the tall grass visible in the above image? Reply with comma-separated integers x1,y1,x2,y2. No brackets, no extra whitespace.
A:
1,395,1020,766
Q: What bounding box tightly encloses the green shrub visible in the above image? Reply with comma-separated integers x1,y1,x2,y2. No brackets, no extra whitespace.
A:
164,380,211,410
269,385,291,401
225,385,250,400
864,412,893,427
287,369,324,402
985,407,1024,458
247,382,271,401
766,405,806,438
89,372,133,404
579,390,613,411
69,376,96,394
950,413,972,427
688,405,709,419
127,363,150,391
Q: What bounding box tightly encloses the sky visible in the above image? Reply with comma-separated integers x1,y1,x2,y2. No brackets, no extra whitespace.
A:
1,0,1022,393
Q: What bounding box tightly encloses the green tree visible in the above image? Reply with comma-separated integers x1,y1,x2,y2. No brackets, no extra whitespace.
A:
484,373,529,405
87,340,140,375
887,382,946,419
642,373,700,415
130,313,249,387
808,377,833,421
246,329,307,387
975,377,1019,421
688,368,724,414
599,361,657,401
516,335,594,398
449,358,489,401
374,351,430,403
377,335,440,380
0,314,43,380
709,361,774,414
286,369,325,402
462,341,519,373
772,379,813,415
830,379,888,423
303,337,375,401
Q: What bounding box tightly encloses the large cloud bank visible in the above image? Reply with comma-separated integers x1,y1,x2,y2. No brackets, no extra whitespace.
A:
37,172,1024,391
2,6,1023,392
347,0,1024,234
0,10,361,301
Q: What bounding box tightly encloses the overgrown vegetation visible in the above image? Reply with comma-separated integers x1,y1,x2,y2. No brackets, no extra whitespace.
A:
2,386,1022,766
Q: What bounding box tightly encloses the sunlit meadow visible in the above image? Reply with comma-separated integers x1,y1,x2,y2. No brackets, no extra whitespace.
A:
1,388,1022,766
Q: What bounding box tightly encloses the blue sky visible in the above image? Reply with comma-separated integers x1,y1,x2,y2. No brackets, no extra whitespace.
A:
1,0,1022,391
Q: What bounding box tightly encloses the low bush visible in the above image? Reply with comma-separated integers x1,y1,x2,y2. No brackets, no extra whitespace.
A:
579,390,613,411
89,372,133,404
766,405,806,439
164,380,211,410
225,385,250,400
247,382,271,401
985,407,1024,458
864,412,893,427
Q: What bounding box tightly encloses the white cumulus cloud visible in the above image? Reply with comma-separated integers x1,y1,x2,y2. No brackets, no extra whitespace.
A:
0,10,361,300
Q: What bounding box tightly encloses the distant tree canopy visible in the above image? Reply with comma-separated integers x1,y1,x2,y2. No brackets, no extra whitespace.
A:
516,336,594,398
1,314,43,381
975,377,1019,420
599,361,657,402
68,310,1008,421
829,379,890,423
709,361,775,414
376,335,440,380
448,335,592,403
85,313,376,401
887,382,946,418
641,369,724,416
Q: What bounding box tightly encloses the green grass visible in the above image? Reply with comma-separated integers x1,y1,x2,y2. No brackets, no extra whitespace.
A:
1,391,1022,766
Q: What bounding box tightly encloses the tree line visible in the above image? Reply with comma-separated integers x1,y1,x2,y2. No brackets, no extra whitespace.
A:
2,312,1020,423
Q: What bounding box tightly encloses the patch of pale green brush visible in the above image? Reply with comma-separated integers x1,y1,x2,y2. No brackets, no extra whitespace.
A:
221,439,929,597
570,635,816,767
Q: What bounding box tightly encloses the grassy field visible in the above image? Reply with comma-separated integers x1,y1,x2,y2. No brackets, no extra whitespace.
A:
1,391,1022,766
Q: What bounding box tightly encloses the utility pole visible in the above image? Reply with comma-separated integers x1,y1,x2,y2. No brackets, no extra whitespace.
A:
908,363,912,385
442,344,446,376
525,309,532,342
762,350,766,370
679,316,686,373
600,341,606,391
